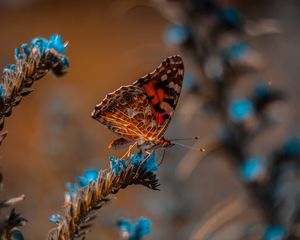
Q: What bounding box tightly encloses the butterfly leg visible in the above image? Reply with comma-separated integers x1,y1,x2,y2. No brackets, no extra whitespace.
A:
119,142,137,160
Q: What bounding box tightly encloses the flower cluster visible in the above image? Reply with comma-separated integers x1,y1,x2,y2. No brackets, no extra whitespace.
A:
0,173,27,240
117,217,152,240
0,34,69,133
48,152,159,240
156,0,298,239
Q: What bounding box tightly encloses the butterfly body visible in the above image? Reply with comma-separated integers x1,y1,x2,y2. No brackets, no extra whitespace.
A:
92,55,184,153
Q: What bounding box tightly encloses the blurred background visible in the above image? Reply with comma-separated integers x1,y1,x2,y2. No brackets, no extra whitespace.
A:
0,0,300,239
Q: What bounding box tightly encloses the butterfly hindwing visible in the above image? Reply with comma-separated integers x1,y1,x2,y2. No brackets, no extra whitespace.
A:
92,85,157,141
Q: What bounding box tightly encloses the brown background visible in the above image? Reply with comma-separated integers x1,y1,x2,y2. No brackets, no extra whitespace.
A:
0,0,299,239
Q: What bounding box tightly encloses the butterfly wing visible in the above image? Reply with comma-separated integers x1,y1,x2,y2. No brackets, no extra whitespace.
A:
133,55,184,138
91,85,157,141
92,55,184,146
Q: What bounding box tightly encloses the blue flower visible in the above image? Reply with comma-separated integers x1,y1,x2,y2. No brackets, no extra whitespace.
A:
283,137,300,157
182,73,199,91
129,152,144,167
83,169,98,181
229,99,254,122
21,43,31,56
110,156,127,175
48,34,67,53
254,83,270,98
223,41,249,63
29,34,67,54
48,214,63,223
240,156,265,182
30,37,49,54
165,24,189,45
0,86,5,97
264,225,285,240
14,47,24,60
129,151,158,172
217,7,242,28
118,217,152,240
142,152,158,172
66,182,78,193
76,168,99,187
60,56,70,67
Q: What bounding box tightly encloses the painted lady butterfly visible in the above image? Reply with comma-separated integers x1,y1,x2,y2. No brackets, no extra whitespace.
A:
91,55,184,154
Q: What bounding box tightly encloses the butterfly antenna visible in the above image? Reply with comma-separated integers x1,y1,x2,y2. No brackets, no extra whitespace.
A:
171,136,200,141
173,141,206,152
158,149,166,166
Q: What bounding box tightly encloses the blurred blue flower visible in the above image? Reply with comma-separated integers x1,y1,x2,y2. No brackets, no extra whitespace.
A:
182,72,199,91
110,156,127,175
217,7,242,28
254,83,270,98
165,24,189,45
223,41,249,63
240,156,265,182
264,225,285,240
117,217,152,240
283,137,300,157
0,86,5,97
229,99,254,122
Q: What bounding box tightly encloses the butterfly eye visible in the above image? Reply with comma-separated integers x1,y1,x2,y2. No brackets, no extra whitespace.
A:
124,94,132,102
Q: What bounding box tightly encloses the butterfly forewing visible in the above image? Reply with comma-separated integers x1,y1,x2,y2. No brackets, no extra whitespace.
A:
133,55,184,137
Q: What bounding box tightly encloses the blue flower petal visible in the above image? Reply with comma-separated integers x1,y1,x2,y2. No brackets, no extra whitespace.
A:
223,41,249,63
240,156,265,182
83,169,98,182
254,83,270,98
129,151,144,167
0,86,5,97
142,151,158,172
30,37,49,54
48,34,67,53
117,217,152,240
264,225,285,240
14,48,23,60
76,176,90,187
165,24,189,45
60,56,70,67
283,137,300,157
217,7,242,28
117,219,132,233
110,156,127,175
21,43,31,56
66,182,78,193
134,217,152,238
229,99,254,122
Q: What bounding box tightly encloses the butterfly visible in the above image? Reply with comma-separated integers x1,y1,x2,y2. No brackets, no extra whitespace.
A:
91,55,184,155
